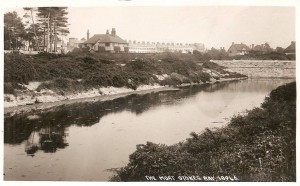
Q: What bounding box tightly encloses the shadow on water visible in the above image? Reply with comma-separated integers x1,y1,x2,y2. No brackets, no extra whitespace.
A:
4,80,271,156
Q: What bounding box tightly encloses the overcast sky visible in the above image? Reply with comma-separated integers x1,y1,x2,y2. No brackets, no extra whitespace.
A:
5,6,295,49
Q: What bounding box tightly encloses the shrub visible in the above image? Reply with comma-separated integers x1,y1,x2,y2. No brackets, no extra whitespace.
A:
37,78,85,94
4,52,245,93
114,46,121,53
4,82,25,94
110,82,296,181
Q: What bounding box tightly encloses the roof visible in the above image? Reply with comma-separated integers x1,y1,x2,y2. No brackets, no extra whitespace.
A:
83,34,127,44
284,42,295,53
228,43,250,52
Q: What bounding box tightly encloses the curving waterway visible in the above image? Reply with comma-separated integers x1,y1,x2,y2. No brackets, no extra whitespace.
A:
4,78,294,181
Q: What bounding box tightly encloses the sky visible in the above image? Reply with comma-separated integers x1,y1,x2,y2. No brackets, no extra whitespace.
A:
4,6,296,50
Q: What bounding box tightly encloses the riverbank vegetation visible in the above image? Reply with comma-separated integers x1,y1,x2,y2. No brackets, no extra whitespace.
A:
110,82,296,182
4,52,245,94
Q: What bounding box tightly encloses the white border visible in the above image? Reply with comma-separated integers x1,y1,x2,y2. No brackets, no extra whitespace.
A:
0,1,299,186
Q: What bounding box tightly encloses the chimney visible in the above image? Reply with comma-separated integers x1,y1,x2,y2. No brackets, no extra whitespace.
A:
111,28,116,37
87,29,90,40
252,44,254,49
106,29,110,34
232,42,234,45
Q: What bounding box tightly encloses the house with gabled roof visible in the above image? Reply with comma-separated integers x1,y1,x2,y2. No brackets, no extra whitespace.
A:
81,28,128,53
284,41,295,55
227,42,250,56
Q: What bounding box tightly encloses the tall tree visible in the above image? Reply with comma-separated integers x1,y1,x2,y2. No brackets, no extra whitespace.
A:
23,7,40,50
4,11,26,50
37,7,69,52
53,8,69,52
23,24,41,50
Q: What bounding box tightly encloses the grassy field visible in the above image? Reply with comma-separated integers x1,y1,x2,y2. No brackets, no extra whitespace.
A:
110,82,296,182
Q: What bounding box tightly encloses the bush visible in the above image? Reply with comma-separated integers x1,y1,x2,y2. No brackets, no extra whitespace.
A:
37,78,85,94
110,82,296,181
4,82,26,94
114,46,121,53
4,52,245,93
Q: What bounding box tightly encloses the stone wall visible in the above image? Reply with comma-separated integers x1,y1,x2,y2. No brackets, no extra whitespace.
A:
212,60,296,78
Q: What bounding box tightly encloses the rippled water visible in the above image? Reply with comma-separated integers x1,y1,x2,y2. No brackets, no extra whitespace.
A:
4,79,294,181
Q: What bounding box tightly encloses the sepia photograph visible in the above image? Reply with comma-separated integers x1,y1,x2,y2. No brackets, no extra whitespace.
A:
1,0,298,183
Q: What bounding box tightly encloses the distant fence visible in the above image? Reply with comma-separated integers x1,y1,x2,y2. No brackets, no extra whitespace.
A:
4,50,40,55
20,50,40,55
4,50,12,54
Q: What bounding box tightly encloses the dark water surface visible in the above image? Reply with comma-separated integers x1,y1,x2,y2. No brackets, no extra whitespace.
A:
4,79,294,181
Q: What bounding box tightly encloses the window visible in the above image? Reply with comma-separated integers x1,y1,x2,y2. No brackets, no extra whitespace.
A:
105,43,110,47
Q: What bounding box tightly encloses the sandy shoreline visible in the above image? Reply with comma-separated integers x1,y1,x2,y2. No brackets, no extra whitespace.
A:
4,86,179,115
4,77,247,115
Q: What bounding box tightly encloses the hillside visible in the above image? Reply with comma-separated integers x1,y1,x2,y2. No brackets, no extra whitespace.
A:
4,52,246,107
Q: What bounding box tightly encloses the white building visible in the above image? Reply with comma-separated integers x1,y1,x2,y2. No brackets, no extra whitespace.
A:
80,28,205,54
127,41,204,54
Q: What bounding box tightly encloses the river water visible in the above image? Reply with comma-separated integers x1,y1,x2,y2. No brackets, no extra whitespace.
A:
4,79,294,181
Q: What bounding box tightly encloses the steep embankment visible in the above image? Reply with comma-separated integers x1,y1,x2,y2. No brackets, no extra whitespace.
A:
212,60,296,78
4,53,246,107
110,82,296,182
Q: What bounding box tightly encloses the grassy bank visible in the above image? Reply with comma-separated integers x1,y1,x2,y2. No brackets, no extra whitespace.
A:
110,82,296,182
4,52,245,95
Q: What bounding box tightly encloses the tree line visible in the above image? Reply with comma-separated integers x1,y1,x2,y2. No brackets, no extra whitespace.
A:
4,7,69,52
194,44,294,61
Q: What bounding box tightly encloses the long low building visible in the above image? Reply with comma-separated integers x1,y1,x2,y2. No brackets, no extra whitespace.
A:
128,41,204,54
79,28,205,54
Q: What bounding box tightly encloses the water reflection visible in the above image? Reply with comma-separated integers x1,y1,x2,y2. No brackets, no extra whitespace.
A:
4,79,294,181
4,79,293,157
22,123,69,156
4,83,227,145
